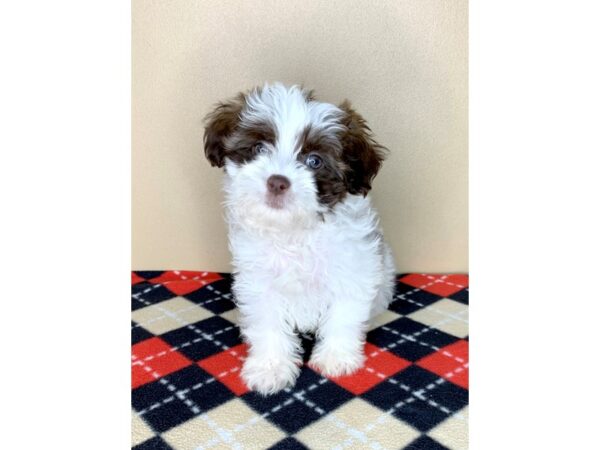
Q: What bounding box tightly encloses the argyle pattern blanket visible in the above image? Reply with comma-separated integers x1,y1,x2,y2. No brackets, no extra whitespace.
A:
132,271,469,450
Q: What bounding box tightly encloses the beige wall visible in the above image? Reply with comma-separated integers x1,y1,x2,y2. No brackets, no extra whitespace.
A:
132,0,468,273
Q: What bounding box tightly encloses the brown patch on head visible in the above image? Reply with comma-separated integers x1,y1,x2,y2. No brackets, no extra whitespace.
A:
226,121,276,165
298,126,349,208
203,93,245,167
338,100,387,195
298,101,387,208
203,91,276,167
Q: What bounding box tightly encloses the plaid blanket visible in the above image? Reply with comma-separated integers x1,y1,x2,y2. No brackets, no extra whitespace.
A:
132,271,469,449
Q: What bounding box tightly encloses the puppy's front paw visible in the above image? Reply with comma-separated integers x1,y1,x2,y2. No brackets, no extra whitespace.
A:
309,343,365,378
241,356,300,396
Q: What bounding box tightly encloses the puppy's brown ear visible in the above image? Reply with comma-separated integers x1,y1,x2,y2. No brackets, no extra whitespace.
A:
338,101,387,195
203,94,245,167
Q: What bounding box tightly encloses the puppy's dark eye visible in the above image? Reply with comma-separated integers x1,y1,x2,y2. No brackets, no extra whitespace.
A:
253,143,268,155
305,154,323,169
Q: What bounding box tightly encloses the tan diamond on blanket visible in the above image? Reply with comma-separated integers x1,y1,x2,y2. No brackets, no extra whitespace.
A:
368,310,402,331
161,398,285,450
408,298,469,337
218,307,240,325
132,297,213,334
131,412,155,447
427,406,469,450
295,398,419,449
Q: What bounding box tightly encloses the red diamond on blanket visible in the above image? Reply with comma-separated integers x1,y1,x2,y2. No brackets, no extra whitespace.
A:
147,271,224,296
399,274,468,297
131,337,192,389
416,339,469,389
312,343,411,395
198,343,250,396
131,272,144,285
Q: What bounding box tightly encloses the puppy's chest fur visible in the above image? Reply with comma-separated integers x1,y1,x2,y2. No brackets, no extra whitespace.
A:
228,195,385,333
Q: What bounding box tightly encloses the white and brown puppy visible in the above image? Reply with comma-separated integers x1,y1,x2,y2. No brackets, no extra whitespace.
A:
204,83,396,395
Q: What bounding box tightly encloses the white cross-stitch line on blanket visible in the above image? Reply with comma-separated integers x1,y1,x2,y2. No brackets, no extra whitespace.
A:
328,413,385,450
131,302,209,330
132,271,224,301
395,283,468,324
378,315,467,366
132,277,232,330
131,324,238,365
135,365,242,416
133,292,242,362
132,354,242,449
368,309,468,365
422,274,465,289
334,362,468,450
200,379,329,450
366,362,468,418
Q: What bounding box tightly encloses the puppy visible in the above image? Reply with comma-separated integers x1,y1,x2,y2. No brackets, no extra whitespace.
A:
203,83,396,395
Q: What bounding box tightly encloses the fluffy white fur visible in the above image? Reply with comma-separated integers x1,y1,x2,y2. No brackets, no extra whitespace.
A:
219,84,396,395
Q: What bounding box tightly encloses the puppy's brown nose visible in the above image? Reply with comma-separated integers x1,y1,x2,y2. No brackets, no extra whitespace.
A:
267,175,290,195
